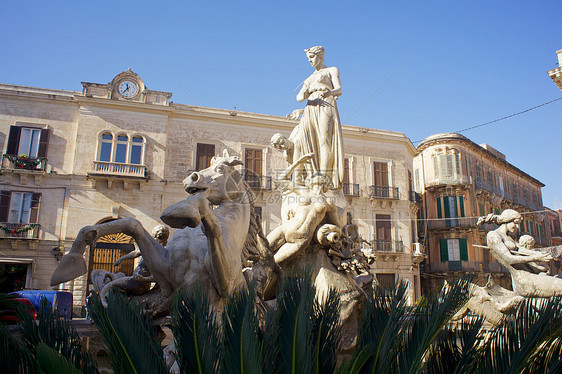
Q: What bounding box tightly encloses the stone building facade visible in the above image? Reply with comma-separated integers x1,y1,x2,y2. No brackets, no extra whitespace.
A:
0,70,422,314
413,133,548,293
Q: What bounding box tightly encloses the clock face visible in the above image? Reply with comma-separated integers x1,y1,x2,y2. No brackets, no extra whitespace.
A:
118,80,138,98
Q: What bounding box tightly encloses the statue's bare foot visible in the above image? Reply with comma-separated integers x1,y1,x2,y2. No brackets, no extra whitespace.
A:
50,252,87,285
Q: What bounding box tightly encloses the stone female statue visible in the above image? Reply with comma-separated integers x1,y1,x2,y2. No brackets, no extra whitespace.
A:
272,46,344,190
478,209,562,297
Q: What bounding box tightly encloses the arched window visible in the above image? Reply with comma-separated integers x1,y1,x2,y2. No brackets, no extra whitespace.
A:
99,133,113,162
114,134,129,163
130,136,145,165
96,132,146,166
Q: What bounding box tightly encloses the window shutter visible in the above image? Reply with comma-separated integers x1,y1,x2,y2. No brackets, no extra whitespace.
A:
453,196,458,218
29,193,41,224
459,238,468,261
459,195,465,217
6,126,21,155
433,157,439,179
440,239,449,261
38,129,50,158
0,191,11,222
436,197,442,218
455,154,461,175
443,196,450,218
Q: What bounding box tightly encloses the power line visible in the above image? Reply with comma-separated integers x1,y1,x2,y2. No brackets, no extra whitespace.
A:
412,97,562,144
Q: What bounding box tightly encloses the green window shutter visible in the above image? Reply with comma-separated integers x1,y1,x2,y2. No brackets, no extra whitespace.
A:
459,195,465,217
459,238,468,261
443,196,450,218
440,239,449,261
436,197,442,218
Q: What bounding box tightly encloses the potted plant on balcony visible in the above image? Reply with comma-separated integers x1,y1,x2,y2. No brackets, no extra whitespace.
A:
4,154,45,170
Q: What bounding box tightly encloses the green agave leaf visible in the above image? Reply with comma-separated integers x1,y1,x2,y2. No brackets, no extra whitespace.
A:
36,342,82,374
88,290,167,374
171,286,221,374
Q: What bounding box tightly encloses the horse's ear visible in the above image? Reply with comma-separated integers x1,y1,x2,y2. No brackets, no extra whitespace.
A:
223,149,230,158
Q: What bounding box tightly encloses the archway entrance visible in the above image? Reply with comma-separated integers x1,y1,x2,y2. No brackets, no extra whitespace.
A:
86,219,136,294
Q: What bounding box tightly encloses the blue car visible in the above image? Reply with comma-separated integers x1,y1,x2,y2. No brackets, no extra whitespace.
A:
11,290,73,320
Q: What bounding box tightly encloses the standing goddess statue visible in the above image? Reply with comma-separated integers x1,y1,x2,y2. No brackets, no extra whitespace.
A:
272,46,344,190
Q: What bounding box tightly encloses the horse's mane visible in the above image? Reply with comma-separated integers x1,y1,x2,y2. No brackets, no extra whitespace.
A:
240,181,274,267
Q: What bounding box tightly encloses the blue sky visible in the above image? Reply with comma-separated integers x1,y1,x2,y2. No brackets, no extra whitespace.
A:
2,1,561,208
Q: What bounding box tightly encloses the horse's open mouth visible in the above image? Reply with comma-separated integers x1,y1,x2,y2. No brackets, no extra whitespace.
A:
186,187,208,195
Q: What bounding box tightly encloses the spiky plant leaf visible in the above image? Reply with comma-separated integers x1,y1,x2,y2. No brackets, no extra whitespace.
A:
335,344,375,374
221,284,263,374
311,288,341,374
274,268,315,374
397,277,472,374
260,297,281,374
36,341,82,374
17,297,97,374
88,290,167,374
342,280,409,374
477,296,562,374
171,286,221,374
0,321,39,374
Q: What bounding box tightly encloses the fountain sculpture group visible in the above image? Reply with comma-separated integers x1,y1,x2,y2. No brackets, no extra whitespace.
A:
50,46,562,352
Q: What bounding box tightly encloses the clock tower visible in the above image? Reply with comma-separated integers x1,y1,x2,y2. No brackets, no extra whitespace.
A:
81,69,172,106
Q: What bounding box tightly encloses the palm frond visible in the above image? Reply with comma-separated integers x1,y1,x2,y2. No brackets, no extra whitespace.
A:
36,341,82,374
171,285,221,374
311,288,341,374
478,296,562,374
88,290,168,374
17,297,97,374
274,268,315,374
398,276,472,374
0,321,39,374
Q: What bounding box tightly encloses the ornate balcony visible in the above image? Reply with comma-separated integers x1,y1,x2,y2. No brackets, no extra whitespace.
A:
427,261,506,273
371,240,404,252
243,175,272,190
369,186,399,199
427,217,477,230
1,154,47,172
343,183,360,197
90,161,146,178
0,223,40,239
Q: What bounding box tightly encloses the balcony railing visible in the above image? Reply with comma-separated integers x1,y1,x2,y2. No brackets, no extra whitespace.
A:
91,161,146,178
409,191,421,204
369,186,399,199
343,183,360,197
427,261,506,273
426,175,471,188
244,175,272,190
371,240,404,252
427,217,477,230
0,223,40,239
1,154,47,172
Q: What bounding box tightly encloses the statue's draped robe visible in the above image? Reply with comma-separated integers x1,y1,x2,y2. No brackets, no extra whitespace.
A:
290,69,344,190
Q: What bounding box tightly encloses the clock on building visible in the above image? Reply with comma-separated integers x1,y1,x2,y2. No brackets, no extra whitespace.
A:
118,80,138,98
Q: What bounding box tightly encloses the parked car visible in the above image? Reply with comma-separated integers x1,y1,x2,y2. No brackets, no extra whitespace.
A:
0,297,38,324
11,290,73,320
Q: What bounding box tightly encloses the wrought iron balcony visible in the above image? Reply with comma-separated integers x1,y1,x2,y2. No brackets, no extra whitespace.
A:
0,222,40,239
1,154,47,172
369,186,399,199
409,191,421,204
244,174,272,190
343,183,360,197
427,261,506,273
371,240,404,252
90,161,146,178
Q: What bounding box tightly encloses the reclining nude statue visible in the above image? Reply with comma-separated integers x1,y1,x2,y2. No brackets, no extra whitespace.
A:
51,150,280,313
455,209,562,324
